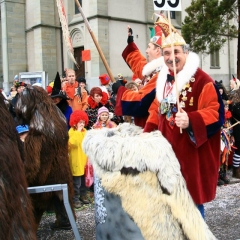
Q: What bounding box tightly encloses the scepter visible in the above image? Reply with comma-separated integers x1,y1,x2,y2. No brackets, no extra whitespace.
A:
74,0,116,83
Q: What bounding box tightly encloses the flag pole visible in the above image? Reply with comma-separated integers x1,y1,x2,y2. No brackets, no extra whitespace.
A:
166,10,182,133
74,0,116,83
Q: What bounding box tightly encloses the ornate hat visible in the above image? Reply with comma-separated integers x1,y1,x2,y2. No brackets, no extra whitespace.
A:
155,14,186,48
51,72,68,99
150,25,162,47
15,81,27,89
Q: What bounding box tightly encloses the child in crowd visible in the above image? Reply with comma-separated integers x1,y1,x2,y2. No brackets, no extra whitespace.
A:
68,110,89,208
125,81,139,92
123,82,139,123
92,106,117,129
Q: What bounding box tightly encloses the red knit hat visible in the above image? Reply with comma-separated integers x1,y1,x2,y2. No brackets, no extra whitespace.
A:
69,110,89,127
99,74,110,85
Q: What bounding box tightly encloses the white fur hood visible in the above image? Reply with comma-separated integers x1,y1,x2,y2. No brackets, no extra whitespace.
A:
156,52,200,102
142,56,165,76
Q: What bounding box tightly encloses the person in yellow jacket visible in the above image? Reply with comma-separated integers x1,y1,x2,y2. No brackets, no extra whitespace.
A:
68,110,89,208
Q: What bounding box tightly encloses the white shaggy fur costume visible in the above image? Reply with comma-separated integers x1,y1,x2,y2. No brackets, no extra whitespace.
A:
83,123,216,240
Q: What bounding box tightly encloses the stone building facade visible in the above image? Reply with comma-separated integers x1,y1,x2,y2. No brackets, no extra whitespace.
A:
0,0,237,92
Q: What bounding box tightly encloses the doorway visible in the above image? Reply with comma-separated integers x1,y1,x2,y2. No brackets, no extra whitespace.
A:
74,47,85,79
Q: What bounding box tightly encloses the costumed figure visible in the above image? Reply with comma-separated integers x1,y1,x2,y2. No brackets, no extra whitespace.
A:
218,102,232,185
155,14,224,217
83,123,216,240
113,25,164,132
62,68,88,111
68,110,89,208
215,80,232,185
228,75,240,178
0,92,36,239
51,72,72,129
15,85,75,230
85,87,120,129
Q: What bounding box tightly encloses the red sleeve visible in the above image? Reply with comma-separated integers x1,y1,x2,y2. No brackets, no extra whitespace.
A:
114,86,127,116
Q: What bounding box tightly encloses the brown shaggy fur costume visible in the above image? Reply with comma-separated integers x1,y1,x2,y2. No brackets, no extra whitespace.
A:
0,93,36,239
15,85,75,229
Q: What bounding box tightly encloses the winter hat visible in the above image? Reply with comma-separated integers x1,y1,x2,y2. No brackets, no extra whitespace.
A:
32,82,42,88
69,110,89,127
99,74,110,85
98,106,109,118
14,75,19,80
16,125,29,134
77,77,86,84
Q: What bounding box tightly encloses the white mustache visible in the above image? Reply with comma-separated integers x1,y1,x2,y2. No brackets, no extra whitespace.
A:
166,59,180,64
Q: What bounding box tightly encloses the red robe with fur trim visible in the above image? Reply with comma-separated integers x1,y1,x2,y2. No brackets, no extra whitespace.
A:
156,52,224,204
115,42,164,132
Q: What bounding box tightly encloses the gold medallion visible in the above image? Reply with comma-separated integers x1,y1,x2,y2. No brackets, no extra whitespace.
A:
189,97,194,106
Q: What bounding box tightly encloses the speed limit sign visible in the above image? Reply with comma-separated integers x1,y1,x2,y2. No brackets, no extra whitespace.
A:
153,0,182,11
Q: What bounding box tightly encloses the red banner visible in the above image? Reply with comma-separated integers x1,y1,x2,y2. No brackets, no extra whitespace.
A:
82,50,91,61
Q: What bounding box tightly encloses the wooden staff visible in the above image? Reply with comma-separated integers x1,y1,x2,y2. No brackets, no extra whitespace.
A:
225,121,240,130
166,11,182,133
74,0,115,83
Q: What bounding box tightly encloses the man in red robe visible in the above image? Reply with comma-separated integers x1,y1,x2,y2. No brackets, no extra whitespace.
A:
114,26,164,132
155,14,224,217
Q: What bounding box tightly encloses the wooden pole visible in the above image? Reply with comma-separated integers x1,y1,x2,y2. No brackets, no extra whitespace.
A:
167,11,182,133
74,0,115,83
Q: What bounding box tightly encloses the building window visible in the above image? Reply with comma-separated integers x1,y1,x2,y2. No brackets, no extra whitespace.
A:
75,0,82,14
170,11,175,19
210,50,220,68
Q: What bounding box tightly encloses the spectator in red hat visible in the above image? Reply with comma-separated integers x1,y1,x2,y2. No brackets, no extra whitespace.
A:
99,73,112,97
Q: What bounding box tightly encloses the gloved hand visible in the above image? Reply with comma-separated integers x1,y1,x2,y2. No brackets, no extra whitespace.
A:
127,25,134,44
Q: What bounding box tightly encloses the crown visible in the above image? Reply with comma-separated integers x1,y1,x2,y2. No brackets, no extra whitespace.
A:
154,14,186,48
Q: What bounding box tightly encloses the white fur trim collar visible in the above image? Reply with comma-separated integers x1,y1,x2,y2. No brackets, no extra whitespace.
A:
142,56,165,76
156,52,200,102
